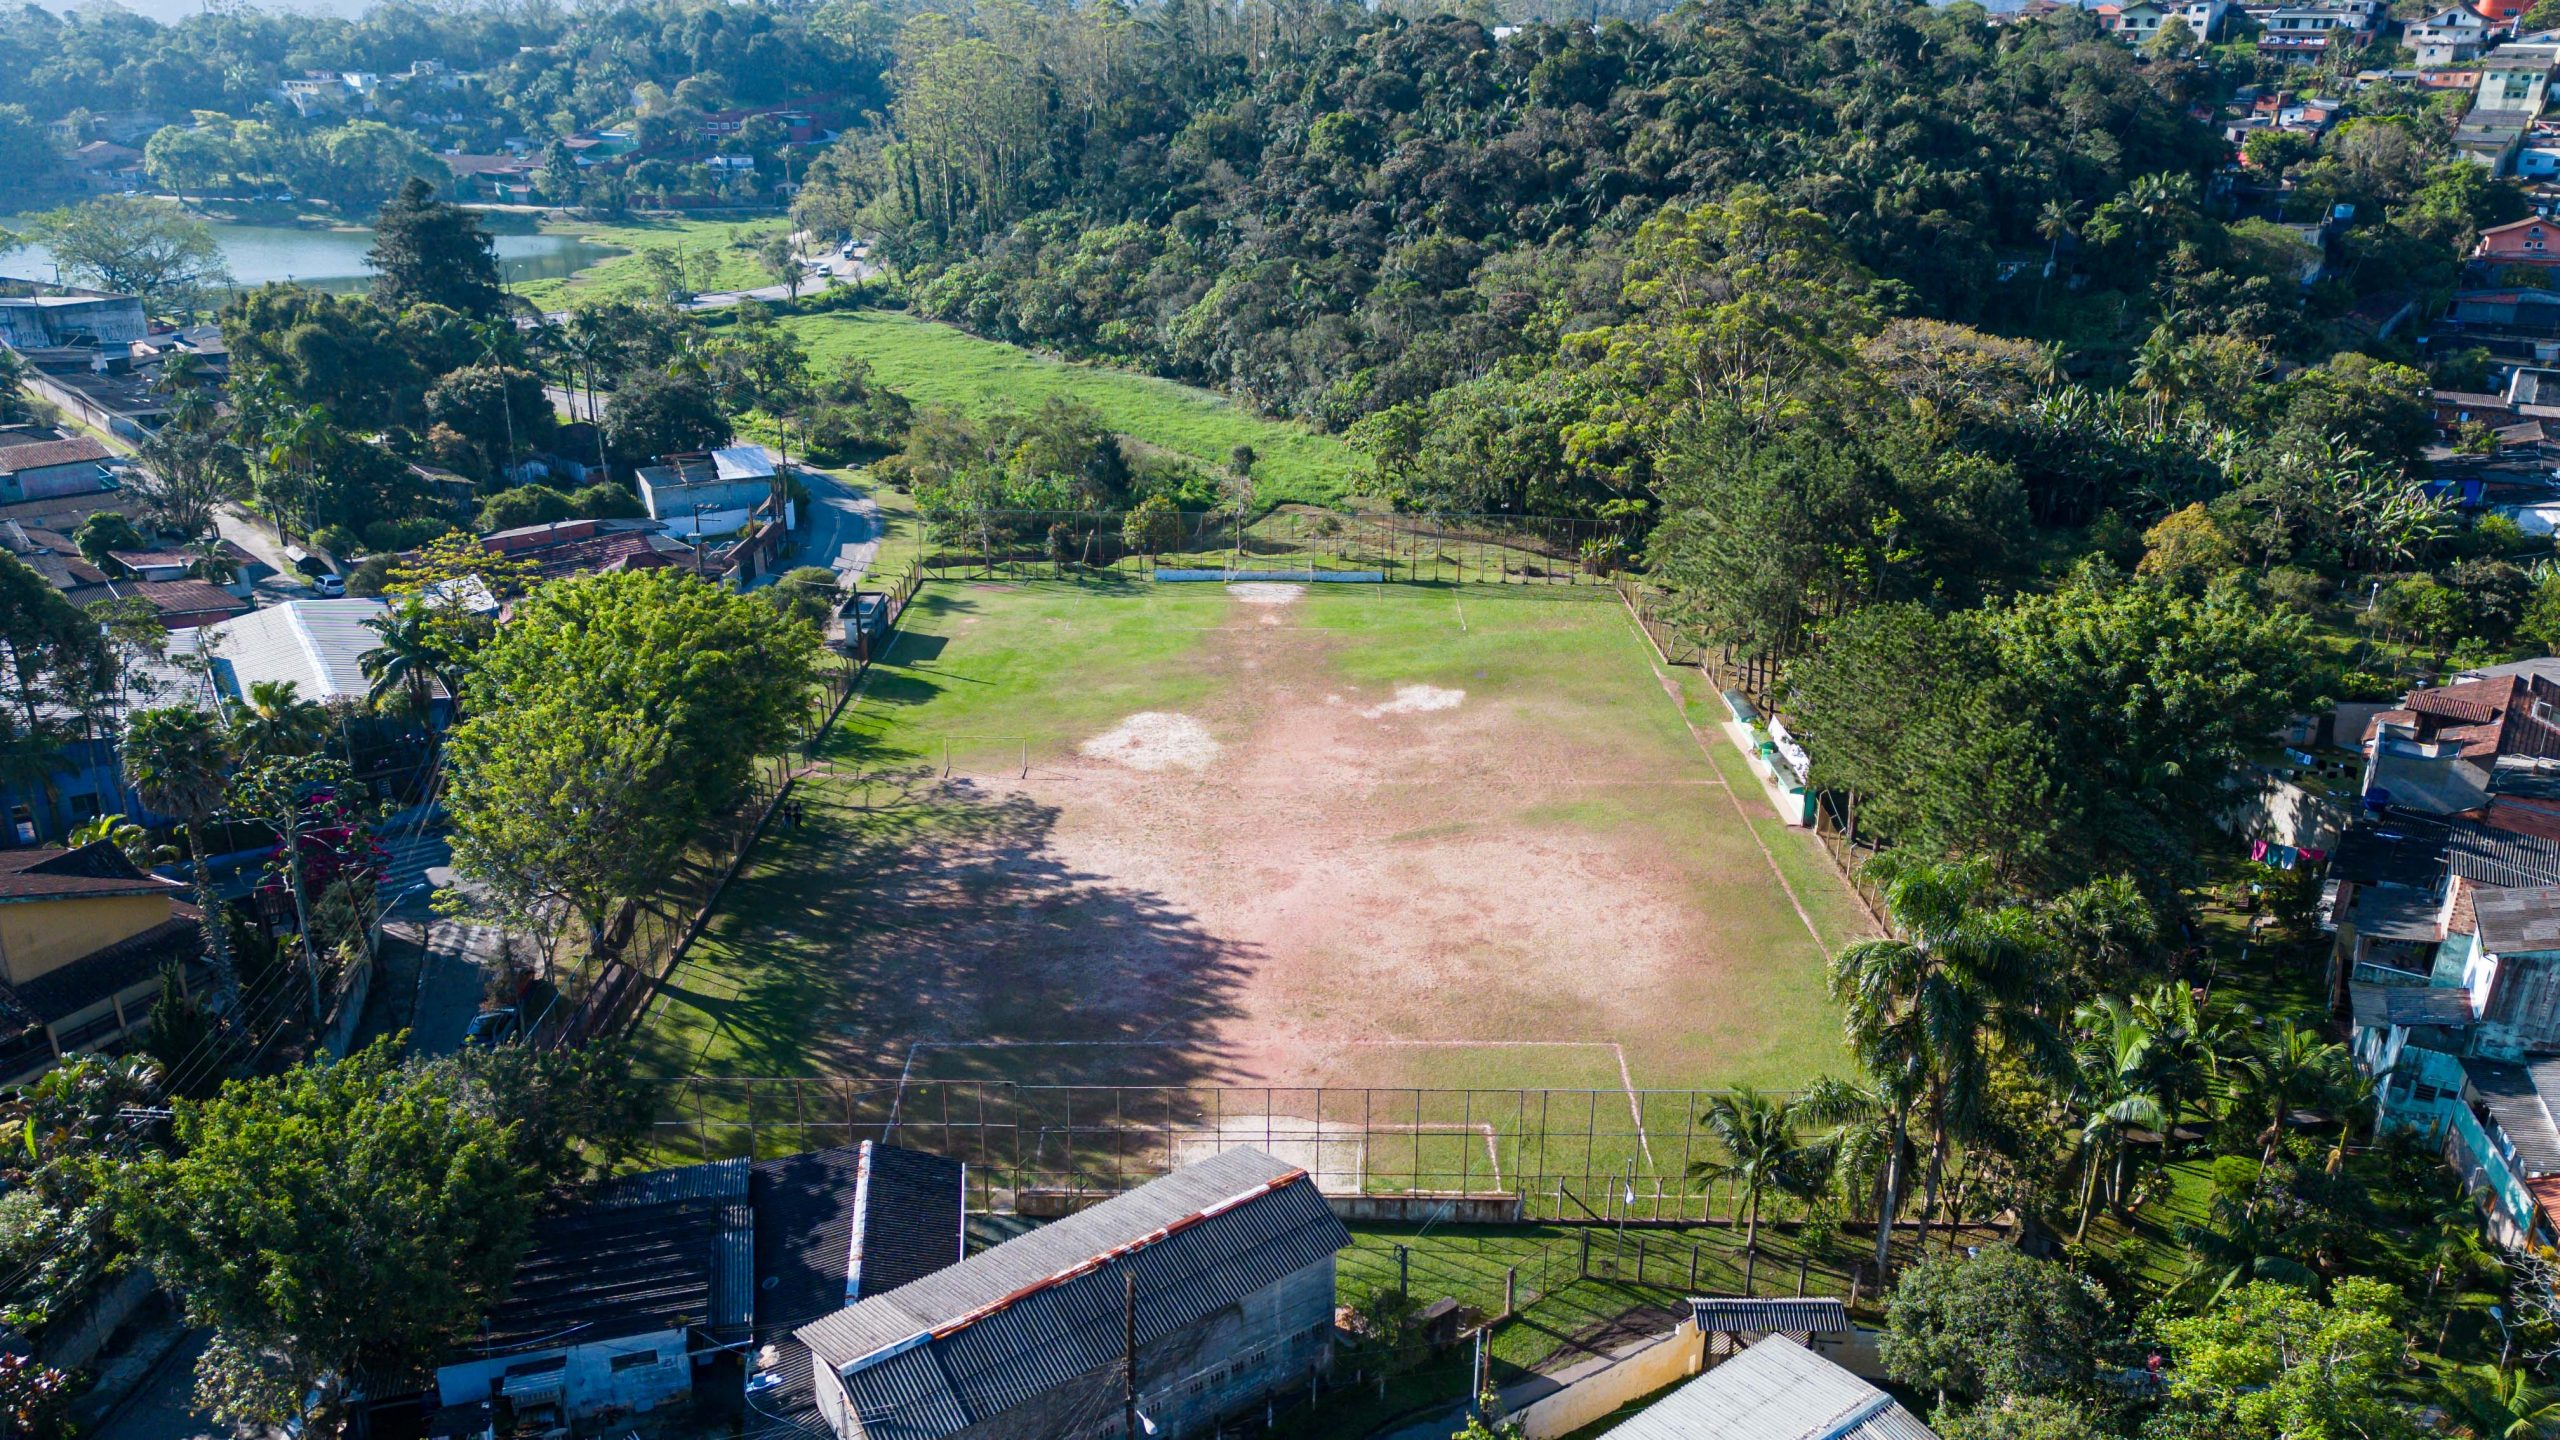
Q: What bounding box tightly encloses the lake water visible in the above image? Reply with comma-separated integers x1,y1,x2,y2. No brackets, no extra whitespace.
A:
0,223,618,292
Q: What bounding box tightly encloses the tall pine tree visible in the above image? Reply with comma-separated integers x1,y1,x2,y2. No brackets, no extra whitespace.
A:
366,177,503,317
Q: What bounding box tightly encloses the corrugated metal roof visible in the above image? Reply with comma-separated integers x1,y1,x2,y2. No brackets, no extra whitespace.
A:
2481,885,2560,953
2350,982,2478,1029
2466,1056,2560,1177
2347,886,2447,943
851,1142,967,1302
465,1158,751,1354
796,1149,1348,1440
1603,1335,1936,1440
194,598,389,705
1685,1297,1852,1335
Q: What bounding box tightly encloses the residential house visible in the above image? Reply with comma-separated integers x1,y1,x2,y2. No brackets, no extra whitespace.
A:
434,1158,757,1431
2259,0,2386,61
118,580,247,631
2414,5,2496,62
480,517,694,583
68,141,144,192
432,1142,963,1437
2441,286,2560,361
0,843,203,1084
700,106,819,143
2461,44,2560,169
0,288,146,350
438,152,539,203
0,437,115,506
2360,673,2560,816
796,1148,1350,1440
2106,0,2228,39
635,445,794,538
169,598,392,711
1601,1334,1936,1440
2478,214,2560,263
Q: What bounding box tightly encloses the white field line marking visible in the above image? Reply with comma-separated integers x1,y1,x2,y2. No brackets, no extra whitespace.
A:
1331,1039,1655,1169
1368,1122,1503,1190
1611,592,1834,951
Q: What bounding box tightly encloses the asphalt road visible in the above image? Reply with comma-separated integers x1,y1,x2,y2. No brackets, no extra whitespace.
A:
796,465,885,587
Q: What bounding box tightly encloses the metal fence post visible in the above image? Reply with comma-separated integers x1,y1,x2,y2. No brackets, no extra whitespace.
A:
1504,1267,1516,1320
1397,1245,1410,1298
1579,1230,1591,1279
1689,1244,1700,1289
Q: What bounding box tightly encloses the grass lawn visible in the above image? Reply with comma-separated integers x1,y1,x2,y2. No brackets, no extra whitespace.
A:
632,579,1864,1190
509,216,785,308
779,308,1361,506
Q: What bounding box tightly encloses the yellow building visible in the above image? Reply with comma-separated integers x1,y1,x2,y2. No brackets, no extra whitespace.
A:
0,843,202,1083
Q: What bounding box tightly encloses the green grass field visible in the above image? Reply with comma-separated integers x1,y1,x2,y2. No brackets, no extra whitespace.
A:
780,309,1361,505
510,216,785,307
636,581,1863,1153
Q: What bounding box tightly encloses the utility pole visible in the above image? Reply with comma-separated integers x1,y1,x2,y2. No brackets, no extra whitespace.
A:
1123,1271,1139,1440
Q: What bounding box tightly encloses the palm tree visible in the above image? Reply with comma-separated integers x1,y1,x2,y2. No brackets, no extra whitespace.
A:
2031,197,2080,322
1688,1087,1806,1253
1830,852,2069,1276
122,705,235,1008
2177,1190,2318,1305
1792,1074,1913,1242
2231,1019,2356,1170
2040,875,2157,990
359,601,457,723
2126,982,2236,1134
2070,996,2171,1243
184,536,240,588
2453,1369,2560,1440
227,679,328,760
68,813,173,869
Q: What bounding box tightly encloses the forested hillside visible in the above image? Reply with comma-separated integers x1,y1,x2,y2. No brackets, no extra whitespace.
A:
787,0,2529,894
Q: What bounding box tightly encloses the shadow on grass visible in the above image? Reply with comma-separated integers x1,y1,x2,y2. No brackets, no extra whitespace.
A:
633,763,1255,1094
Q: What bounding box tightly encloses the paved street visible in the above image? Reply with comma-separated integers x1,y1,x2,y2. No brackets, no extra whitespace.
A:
796,466,885,587
89,1330,213,1440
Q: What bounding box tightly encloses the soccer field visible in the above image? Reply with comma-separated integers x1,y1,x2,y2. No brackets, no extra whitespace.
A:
633,579,1867,1113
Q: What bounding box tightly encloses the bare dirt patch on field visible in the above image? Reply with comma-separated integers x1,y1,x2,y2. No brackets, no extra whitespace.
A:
1078,712,1221,771
872,612,1730,1090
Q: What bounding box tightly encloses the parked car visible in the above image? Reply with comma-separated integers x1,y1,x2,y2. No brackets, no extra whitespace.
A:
312,573,345,597
464,1008,519,1048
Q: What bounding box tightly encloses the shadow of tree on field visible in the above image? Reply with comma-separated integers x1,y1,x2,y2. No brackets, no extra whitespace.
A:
638,767,1253,1092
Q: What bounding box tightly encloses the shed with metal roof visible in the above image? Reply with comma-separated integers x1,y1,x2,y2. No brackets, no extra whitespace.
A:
797,1147,1349,1440
1601,1334,1936,1440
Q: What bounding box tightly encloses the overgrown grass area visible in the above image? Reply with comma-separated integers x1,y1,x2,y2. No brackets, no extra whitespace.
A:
778,308,1362,505
510,215,783,307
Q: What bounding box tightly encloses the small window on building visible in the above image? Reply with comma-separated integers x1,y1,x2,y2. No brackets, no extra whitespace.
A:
610,1350,659,1373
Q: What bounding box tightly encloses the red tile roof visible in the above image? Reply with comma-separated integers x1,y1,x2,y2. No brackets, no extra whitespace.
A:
2377,674,2560,761
125,579,248,625
0,438,110,474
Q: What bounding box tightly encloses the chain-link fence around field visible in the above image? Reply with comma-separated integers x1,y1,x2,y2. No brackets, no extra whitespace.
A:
904,506,1634,586
642,1078,1963,1233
